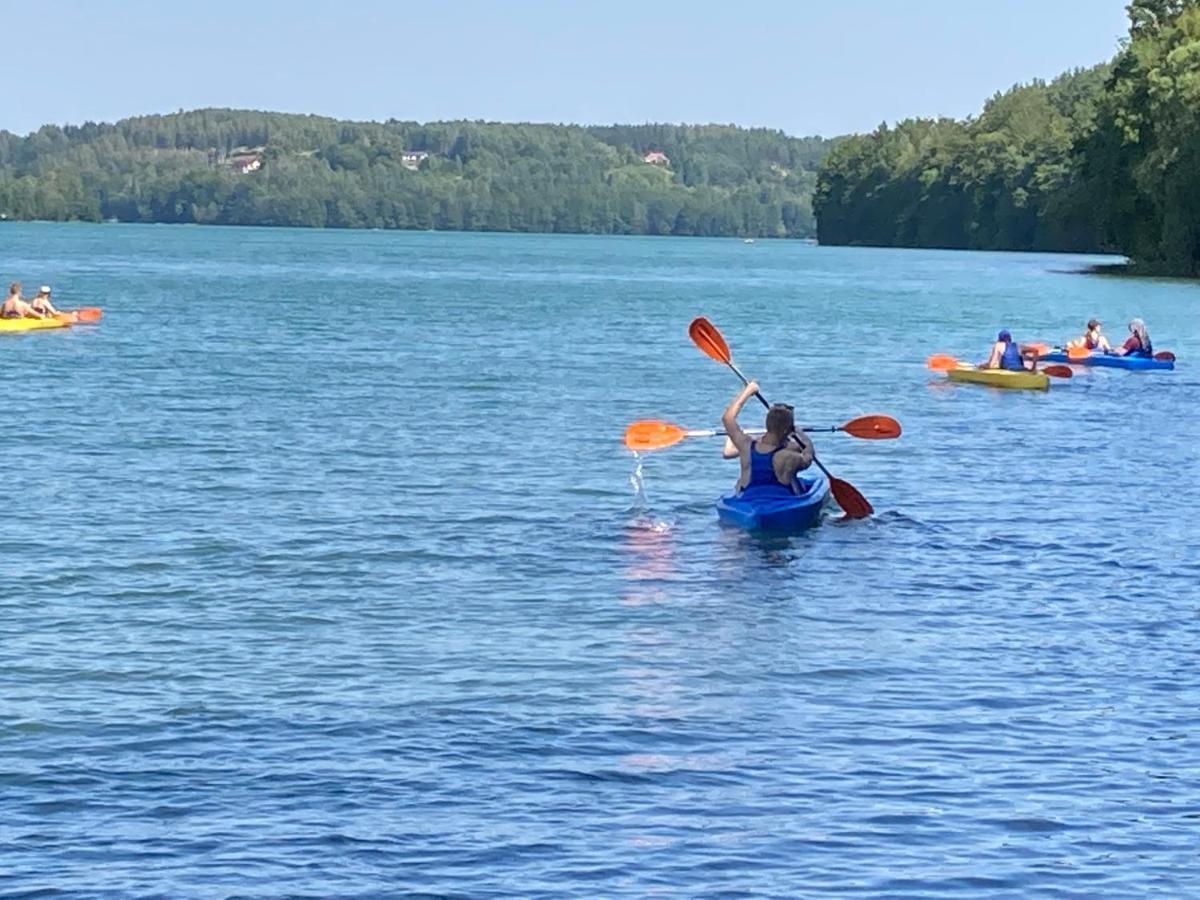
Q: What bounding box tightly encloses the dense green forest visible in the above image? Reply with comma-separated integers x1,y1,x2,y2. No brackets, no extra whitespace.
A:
0,112,833,238
814,0,1200,275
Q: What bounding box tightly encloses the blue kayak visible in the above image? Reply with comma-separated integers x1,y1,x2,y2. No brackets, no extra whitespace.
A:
1039,350,1174,371
716,469,831,532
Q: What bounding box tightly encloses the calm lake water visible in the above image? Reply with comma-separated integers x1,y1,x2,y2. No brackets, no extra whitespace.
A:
2,223,1199,896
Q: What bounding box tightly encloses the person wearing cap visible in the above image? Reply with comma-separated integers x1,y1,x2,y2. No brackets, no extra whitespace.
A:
1111,319,1153,358
0,282,45,319
1067,319,1111,352
28,286,61,318
720,379,814,497
982,329,1035,371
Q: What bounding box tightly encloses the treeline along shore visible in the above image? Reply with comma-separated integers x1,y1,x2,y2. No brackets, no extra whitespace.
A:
4,2,1197,275
0,112,832,239
814,0,1200,276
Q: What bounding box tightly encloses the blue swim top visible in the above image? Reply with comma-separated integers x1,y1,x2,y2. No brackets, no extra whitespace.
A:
743,439,792,494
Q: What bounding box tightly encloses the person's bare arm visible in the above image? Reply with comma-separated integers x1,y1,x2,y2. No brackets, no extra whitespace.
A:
721,381,759,455
775,434,815,482
723,427,766,458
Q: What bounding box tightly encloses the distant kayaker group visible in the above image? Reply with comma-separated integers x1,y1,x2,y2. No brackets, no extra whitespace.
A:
1,282,62,319
982,318,1155,373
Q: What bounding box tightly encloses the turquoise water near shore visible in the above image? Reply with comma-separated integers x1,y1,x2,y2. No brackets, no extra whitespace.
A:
2,223,1199,896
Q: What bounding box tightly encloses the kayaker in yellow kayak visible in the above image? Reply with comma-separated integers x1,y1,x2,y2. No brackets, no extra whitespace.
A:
721,380,814,496
28,286,61,318
982,329,1036,371
1,282,46,319
1067,319,1111,352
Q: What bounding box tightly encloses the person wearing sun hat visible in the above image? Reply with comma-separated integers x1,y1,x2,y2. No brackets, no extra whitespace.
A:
28,285,61,317
1067,318,1111,352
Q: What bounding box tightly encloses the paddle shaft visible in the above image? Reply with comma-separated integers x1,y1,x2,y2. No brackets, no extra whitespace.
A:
692,425,847,438
728,360,771,408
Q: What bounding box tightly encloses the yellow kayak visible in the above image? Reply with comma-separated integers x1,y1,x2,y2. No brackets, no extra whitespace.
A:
946,366,1049,391
0,316,71,333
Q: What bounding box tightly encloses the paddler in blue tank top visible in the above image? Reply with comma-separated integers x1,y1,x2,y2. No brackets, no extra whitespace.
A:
982,329,1035,371
720,380,814,496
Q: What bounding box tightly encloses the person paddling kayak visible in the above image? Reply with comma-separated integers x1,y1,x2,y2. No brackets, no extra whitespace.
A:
1,282,45,319
1111,318,1153,358
28,286,61,318
982,329,1035,371
720,380,814,496
1067,319,1111,352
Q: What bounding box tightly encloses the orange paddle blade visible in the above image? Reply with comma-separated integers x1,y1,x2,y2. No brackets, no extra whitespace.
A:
1026,342,1051,356
624,420,689,452
830,476,873,519
926,354,960,371
74,307,103,323
1155,350,1176,362
842,415,902,440
688,317,732,365
1066,345,1091,360
1042,364,1073,379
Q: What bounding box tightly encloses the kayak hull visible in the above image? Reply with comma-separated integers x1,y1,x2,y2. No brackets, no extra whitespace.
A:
0,317,70,333
716,470,831,533
946,366,1049,390
1039,351,1174,371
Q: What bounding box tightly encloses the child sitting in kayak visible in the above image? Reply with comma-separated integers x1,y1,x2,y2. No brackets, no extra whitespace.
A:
1111,319,1153,357
1067,319,1110,352
721,380,814,496
28,286,61,318
0,282,45,319
982,330,1035,371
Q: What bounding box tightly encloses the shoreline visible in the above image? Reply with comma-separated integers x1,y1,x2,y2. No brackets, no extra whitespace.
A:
0,216,817,242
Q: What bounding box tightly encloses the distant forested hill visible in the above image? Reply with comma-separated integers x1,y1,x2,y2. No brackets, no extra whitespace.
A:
0,110,834,238
814,0,1200,275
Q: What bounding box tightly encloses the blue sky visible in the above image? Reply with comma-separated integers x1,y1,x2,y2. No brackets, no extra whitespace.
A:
3,0,1129,137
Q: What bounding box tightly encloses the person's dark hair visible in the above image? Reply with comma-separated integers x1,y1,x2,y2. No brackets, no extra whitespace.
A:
8,282,20,296
765,403,794,439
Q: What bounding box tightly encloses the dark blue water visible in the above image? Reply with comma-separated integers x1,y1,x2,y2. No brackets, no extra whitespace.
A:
3,223,1199,896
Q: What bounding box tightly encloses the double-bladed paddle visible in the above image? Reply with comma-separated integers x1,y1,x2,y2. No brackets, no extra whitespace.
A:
624,415,902,453
688,317,876,519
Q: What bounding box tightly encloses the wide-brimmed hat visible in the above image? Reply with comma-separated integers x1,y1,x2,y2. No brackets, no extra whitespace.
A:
37,285,51,295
